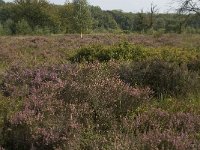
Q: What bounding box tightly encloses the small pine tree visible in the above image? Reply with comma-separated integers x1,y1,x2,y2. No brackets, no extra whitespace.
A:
16,19,32,35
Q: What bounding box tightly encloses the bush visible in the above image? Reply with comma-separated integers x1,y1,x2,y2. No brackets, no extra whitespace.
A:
0,94,23,150
125,108,200,149
16,19,32,35
153,29,165,38
70,42,199,63
3,19,15,35
0,63,151,149
70,42,145,62
119,60,200,98
42,26,51,35
33,26,44,35
33,26,51,35
0,23,4,35
188,59,200,73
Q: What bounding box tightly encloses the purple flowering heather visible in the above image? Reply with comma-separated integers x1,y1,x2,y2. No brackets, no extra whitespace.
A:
1,62,152,149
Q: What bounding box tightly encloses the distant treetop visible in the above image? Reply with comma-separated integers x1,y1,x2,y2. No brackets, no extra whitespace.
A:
0,0,5,5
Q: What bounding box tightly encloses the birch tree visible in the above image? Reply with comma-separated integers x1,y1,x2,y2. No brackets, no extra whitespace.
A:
72,0,92,38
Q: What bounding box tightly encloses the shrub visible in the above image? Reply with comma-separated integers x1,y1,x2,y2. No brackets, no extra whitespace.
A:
33,26,44,35
33,26,51,35
3,19,15,35
119,60,200,98
16,19,32,35
70,45,109,62
42,26,51,35
153,29,165,38
0,63,151,149
130,108,200,149
0,23,4,35
70,42,200,63
70,42,144,62
188,59,200,73
0,93,23,150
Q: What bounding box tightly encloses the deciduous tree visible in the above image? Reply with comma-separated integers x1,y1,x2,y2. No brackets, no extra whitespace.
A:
72,0,92,38
177,0,200,15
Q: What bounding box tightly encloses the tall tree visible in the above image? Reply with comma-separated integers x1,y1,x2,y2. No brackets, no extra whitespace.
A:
177,0,200,15
173,0,197,33
134,10,149,32
0,0,5,5
149,3,158,29
13,0,51,28
72,0,92,38
60,2,74,33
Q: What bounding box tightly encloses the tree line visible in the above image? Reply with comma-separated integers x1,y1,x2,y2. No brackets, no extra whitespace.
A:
0,0,200,36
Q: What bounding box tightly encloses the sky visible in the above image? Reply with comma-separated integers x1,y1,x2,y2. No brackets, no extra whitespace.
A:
89,0,176,13
4,0,177,13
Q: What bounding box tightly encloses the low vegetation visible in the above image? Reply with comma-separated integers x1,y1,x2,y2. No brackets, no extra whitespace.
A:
70,42,199,63
0,34,200,149
1,0,200,148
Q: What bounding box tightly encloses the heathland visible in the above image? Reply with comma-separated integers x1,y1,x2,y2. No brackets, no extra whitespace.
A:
0,33,200,149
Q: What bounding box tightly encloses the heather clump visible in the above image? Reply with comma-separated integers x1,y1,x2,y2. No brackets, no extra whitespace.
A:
130,108,200,149
119,59,200,98
187,58,200,73
0,62,151,149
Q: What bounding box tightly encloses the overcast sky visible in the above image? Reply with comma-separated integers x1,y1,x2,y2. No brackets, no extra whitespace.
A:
89,0,176,13
5,0,177,13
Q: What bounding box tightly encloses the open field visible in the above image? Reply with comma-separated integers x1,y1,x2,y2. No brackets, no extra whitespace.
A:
0,34,200,149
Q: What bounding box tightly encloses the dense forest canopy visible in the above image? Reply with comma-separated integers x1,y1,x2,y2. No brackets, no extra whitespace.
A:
0,0,200,35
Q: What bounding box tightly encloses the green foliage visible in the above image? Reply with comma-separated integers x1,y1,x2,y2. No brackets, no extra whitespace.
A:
133,12,149,32
108,10,134,31
0,3,15,23
0,94,23,148
16,19,32,35
71,0,92,35
33,26,50,35
0,0,200,35
70,42,200,99
70,42,200,63
152,28,165,38
13,0,56,31
91,7,119,30
33,25,44,35
0,0,4,5
0,23,4,35
69,42,131,62
119,60,200,98
3,19,15,35
59,3,74,33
